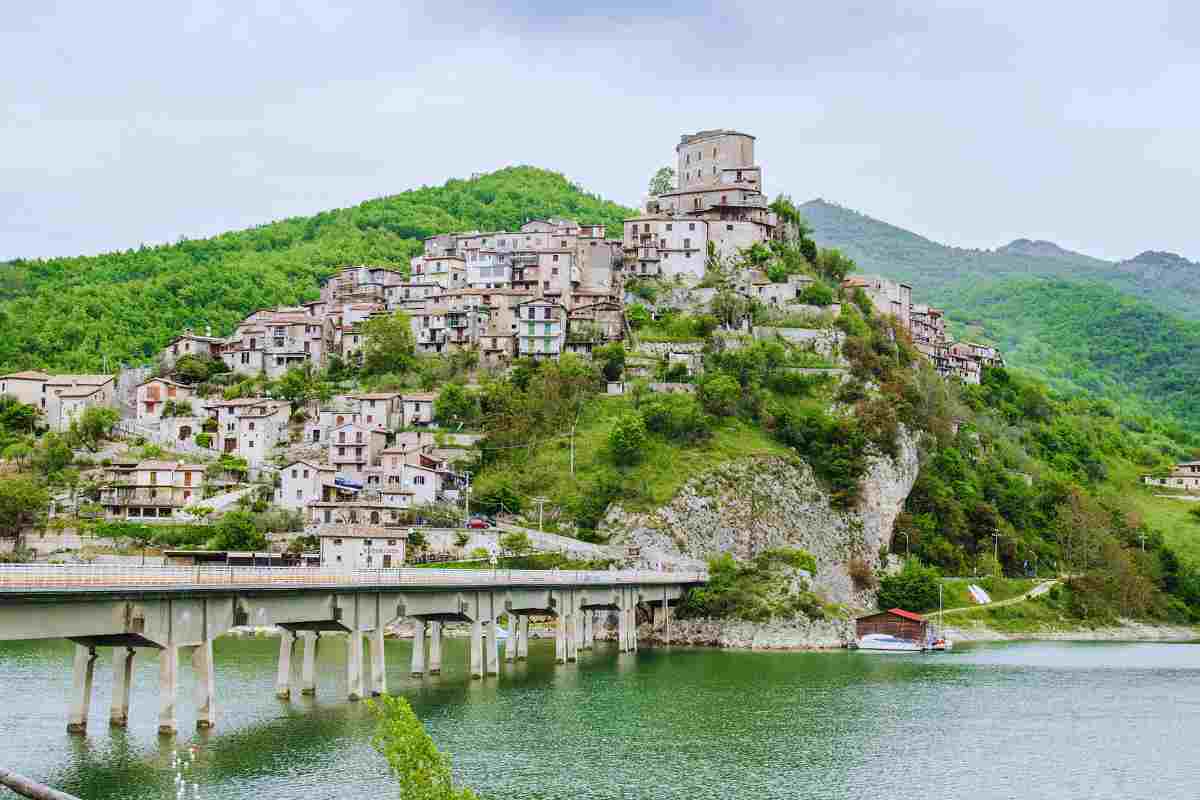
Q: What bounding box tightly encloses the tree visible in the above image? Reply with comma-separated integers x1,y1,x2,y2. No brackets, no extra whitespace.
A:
208,510,267,551
434,384,479,426
275,364,320,406
648,166,675,196
408,528,428,554
500,531,533,557
0,477,49,550
73,406,120,452
608,413,647,466
816,248,856,284
2,442,33,471
626,304,650,330
875,560,941,612
33,432,73,475
361,312,417,376
711,290,751,329
698,373,740,417
183,506,215,525
593,342,626,382
369,695,479,800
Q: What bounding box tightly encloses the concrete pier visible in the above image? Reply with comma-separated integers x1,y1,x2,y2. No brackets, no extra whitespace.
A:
192,640,216,730
629,606,639,653
428,621,443,674
67,645,97,733
617,606,629,653
470,618,484,679
485,620,500,676
300,633,319,696
369,627,387,696
504,616,517,663
346,632,364,701
110,647,134,727
555,614,567,664
158,645,178,735
410,618,426,676
566,611,578,663
517,616,529,660
275,632,294,699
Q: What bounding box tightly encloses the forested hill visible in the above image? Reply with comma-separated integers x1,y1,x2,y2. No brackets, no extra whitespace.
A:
0,167,634,373
800,199,1200,321
802,199,1200,432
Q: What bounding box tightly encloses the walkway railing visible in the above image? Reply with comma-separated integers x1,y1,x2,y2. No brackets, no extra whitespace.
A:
0,564,706,592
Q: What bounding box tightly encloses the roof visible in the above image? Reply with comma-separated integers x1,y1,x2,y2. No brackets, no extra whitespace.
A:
284,460,333,471
139,377,192,389
2,371,50,381
46,374,113,386
889,608,925,622
55,387,103,398
351,392,401,400
402,393,438,402
136,460,206,471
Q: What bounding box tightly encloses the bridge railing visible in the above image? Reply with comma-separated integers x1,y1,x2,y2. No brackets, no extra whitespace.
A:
0,564,706,591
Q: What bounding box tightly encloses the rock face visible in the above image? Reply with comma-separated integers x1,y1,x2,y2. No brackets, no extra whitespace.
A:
601,426,921,609
636,616,855,650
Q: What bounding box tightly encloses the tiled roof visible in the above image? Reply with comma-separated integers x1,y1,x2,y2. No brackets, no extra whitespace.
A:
2,371,50,381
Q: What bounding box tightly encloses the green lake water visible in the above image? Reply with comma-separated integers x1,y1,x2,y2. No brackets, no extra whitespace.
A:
0,637,1197,799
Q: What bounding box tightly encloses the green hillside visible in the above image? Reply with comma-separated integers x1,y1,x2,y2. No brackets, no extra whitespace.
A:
800,199,1200,321
0,167,634,373
802,199,1200,431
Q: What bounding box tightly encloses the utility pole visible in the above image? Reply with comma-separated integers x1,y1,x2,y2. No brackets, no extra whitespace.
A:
1138,533,1147,552
569,409,580,477
532,496,549,535
992,529,1000,577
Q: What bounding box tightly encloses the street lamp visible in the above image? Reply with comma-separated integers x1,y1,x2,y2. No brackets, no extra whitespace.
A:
897,531,910,560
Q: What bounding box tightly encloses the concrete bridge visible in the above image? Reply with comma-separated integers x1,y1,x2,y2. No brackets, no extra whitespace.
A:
0,564,703,736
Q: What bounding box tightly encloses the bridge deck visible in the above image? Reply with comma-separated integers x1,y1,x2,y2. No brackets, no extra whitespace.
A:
0,565,705,597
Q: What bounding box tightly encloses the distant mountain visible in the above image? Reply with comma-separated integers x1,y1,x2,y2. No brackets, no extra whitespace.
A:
996,239,1092,260
801,199,1200,430
800,199,1200,322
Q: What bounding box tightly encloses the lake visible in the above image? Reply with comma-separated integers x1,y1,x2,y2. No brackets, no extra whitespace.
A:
1,636,1197,799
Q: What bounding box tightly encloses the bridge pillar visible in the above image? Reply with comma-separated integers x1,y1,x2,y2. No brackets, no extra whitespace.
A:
617,606,629,653
573,609,585,654
469,618,484,679
410,618,426,677
555,615,566,664
275,631,294,700
300,633,319,696
158,645,178,735
485,620,500,676
110,647,135,727
566,611,578,663
193,640,216,730
504,616,517,663
629,605,639,653
369,627,387,696
517,616,529,660
347,632,364,701
429,622,443,675
67,644,97,734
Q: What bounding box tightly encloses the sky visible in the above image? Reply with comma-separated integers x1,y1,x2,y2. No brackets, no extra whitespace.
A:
3,0,1199,263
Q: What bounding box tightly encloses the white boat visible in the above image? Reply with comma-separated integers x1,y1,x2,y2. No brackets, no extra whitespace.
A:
855,633,923,652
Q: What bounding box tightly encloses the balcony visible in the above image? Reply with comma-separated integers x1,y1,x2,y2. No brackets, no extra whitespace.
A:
100,489,187,507
511,253,539,265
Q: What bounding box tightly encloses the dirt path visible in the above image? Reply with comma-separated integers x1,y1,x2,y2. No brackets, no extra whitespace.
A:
929,580,1058,619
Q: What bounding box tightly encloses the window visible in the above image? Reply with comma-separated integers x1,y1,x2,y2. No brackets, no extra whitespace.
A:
683,238,691,249
726,225,734,231
388,538,396,546
552,267,559,275
248,421,255,431
666,224,672,231
291,469,297,478
338,447,345,456
689,223,696,231
296,489,302,499
414,475,426,485
552,254,559,262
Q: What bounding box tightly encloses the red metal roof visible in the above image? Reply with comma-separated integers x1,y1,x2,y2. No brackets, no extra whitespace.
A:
887,608,925,622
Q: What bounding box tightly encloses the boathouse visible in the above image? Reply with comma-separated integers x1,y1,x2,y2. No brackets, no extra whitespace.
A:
855,608,928,641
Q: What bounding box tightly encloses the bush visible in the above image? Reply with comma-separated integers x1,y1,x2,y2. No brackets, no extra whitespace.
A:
797,283,835,306
640,394,712,443
608,413,647,466
698,372,740,417
876,561,941,612
593,342,626,382
848,557,878,590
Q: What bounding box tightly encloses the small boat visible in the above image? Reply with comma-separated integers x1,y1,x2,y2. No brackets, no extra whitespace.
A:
926,637,953,652
855,633,923,653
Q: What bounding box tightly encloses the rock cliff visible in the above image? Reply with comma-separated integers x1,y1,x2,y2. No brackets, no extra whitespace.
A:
601,426,921,609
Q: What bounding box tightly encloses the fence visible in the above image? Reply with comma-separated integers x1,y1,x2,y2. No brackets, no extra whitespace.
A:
0,564,705,591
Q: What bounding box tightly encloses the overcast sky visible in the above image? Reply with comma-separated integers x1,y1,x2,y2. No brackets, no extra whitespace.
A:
3,1,1198,263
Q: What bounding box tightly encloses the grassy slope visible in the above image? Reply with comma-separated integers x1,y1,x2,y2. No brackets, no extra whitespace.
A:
0,167,635,372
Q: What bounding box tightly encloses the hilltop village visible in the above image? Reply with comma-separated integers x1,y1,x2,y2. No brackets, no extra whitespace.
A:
1,130,1009,565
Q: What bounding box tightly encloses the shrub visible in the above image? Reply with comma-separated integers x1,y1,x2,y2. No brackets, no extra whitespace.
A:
875,560,941,612
698,372,740,417
797,283,835,306
847,557,878,590
640,394,712,443
608,413,647,466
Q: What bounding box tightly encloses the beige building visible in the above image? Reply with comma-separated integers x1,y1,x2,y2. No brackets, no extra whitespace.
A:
136,378,197,423
516,298,567,359
1143,461,1200,492
99,460,207,520
318,528,408,570
45,374,116,432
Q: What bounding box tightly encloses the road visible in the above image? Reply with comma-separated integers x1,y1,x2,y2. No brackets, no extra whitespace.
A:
929,579,1058,619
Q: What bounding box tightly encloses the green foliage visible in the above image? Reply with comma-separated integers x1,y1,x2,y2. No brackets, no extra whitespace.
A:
797,283,835,306
499,531,533,556
408,528,428,553
626,304,650,330
434,383,479,427
0,167,631,374
207,510,267,551
70,406,119,452
876,560,942,612
637,311,717,343
368,695,478,800
639,394,712,444
592,342,626,382
608,413,647,466
625,279,658,303
194,432,212,448
173,355,227,384
648,166,676,196
361,312,416,376
698,373,740,417
677,548,824,622
0,477,49,543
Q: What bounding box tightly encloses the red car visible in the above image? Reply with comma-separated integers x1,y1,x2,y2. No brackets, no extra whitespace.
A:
466,517,491,529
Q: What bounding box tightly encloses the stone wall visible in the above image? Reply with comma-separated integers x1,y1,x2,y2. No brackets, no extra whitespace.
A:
600,426,921,608
635,615,855,650
753,327,845,360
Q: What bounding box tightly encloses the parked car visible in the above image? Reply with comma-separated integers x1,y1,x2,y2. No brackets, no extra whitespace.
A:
465,517,491,529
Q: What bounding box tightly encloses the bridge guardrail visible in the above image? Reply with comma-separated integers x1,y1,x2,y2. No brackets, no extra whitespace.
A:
0,564,706,591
